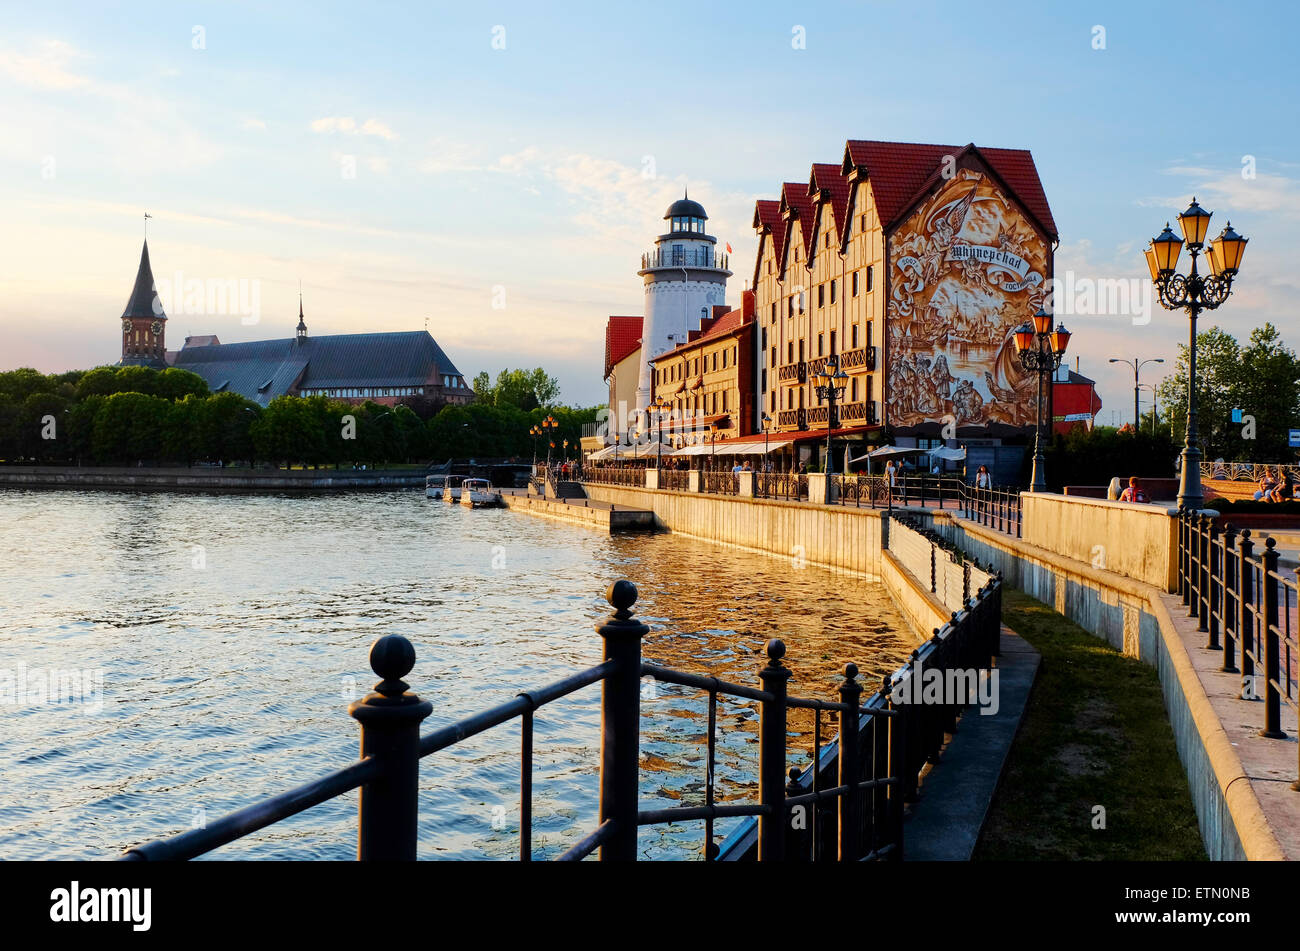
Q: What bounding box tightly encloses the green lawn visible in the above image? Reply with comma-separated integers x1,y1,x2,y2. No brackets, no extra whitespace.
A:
974,589,1206,861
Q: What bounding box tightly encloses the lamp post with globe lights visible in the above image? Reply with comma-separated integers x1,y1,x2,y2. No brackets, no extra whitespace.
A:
1013,307,1071,492
1144,199,1248,510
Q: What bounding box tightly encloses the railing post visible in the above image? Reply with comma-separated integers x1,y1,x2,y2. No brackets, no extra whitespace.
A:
596,579,649,860
1197,514,1212,632
1259,539,1286,740
837,663,862,861
1221,525,1239,673
1178,508,1189,604
1207,518,1221,649
349,634,434,861
758,638,791,861
1238,530,1256,700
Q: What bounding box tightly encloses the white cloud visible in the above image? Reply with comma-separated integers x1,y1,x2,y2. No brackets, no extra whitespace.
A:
242,117,267,130
0,39,92,91
310,116,398,139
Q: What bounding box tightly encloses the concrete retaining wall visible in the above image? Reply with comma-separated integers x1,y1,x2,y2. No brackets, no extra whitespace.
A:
582,484,885,578
1020,492,1179,591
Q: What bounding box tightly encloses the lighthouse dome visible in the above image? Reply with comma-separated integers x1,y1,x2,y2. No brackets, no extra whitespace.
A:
664,196,707,220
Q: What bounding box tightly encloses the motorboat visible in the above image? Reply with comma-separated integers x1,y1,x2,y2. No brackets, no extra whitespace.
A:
458,478,502,508
426,474,465,501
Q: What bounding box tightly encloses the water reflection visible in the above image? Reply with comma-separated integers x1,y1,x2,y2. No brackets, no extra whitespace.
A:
0,489,916,860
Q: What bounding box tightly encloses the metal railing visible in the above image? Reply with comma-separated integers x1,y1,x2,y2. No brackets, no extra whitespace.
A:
888,513,996,615
659,469,690,492
755,472,807,501
1178,511,1299,790
641,248,729,271
702,470,739,496
1201,461,1300,483
119,576,1003,861
778,362,807,384
832,474,891,508
584,466,644,487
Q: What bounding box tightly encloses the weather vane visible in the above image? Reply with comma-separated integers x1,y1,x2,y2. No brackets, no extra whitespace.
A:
143,211,152,237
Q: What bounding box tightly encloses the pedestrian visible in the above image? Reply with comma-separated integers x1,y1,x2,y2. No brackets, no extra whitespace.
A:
975,465,991,489
1119,476,1149,503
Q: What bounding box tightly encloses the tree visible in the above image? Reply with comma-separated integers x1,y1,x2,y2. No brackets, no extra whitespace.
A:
1155,322,1300,461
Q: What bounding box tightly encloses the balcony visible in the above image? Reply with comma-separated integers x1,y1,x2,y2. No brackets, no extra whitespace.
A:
640,248,730,272
777,408,808,430
806,401,878,428
808,347,876,377
777,362,806,385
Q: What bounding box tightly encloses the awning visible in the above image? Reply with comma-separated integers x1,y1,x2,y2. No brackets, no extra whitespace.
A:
847,445,927,465
586,442,657,460
928,446,967,461
671,440,794,457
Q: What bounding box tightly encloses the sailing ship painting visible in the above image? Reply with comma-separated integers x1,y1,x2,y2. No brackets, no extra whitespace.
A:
887,169,1048,427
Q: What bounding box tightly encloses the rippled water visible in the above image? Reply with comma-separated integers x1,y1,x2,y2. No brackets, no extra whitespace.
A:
0,488,917,860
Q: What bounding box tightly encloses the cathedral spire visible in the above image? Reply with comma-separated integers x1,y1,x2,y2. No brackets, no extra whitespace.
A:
296,288,308,342
122,240,165,320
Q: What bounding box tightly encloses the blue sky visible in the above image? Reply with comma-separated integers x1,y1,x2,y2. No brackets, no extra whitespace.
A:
2,0,1296,418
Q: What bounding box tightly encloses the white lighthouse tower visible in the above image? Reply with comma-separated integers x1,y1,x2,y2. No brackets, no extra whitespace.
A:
634,192,732,416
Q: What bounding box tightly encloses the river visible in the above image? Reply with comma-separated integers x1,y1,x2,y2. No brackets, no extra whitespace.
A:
0,488,917,860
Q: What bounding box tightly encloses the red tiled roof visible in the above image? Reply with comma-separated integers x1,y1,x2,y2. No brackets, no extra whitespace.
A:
752,200,787,285
604,315,642,379
719,423,882,444
841,140,1056,238
653,303,754,363
779,182,817,263
809,163,851,245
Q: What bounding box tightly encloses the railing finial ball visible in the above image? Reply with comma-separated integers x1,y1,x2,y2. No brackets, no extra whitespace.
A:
843,661,858,681
369,634,416,689
1265,536,1277,550
765,638,786,662
606,578,638,611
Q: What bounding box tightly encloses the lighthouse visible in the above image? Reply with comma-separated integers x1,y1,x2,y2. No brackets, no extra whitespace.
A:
634,192,732,415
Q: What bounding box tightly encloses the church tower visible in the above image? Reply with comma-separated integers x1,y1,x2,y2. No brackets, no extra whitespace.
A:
635,192,731,414
118,240,168,367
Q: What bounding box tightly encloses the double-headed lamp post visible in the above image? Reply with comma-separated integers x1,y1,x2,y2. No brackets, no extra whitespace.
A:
1108,357,1164,431
651,396,670,469
529,424,542,468
1013,308,1071,492
1145,198,1248,510
760,412,772,470
815,355,849,503
542,414,558,470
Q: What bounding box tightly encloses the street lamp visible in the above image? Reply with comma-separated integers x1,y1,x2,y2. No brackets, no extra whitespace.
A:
529,424,542,468
1145,198,1248,509
1138,383,1160,436
1013,307,1071,492
815,355,848,502
1108,357,1164,431
542,414,558,470
651,396,670,469
760,411,772,472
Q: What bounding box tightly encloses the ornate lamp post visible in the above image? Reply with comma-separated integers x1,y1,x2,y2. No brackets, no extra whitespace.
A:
1144,199,1248,510
651,396,670,469
529,424,542,468
1013,307,1071,492
542,414,558,470
1108,357,1164,431
815,355,848,502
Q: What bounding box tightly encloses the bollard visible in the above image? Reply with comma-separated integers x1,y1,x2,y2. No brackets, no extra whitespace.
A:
837,663,862,861
758,639,791,861
595,579,648,860
349,634,434,861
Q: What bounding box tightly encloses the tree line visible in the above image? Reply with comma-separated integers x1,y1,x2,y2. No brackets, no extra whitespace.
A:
0,366,596,468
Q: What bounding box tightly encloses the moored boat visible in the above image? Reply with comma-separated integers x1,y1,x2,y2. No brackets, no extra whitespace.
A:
458,478,502,508
426,474,465,501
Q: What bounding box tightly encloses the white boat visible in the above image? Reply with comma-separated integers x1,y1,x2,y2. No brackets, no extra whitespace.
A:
458,477,502,508
426,474,465,501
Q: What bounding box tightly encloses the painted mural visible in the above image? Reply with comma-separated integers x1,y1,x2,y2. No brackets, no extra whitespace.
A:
886,168,1048,427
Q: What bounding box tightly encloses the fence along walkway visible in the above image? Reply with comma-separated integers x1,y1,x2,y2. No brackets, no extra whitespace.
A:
888,513,995,614
120,576,1003,861
1179,510,1300,789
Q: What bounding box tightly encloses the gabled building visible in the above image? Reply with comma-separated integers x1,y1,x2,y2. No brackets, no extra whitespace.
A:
750,139,1057,468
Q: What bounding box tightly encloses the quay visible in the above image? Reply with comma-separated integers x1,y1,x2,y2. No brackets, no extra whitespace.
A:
0,465,427,493
499,488,655,532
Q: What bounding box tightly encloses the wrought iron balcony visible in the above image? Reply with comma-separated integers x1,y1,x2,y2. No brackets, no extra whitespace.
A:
777,362,806,384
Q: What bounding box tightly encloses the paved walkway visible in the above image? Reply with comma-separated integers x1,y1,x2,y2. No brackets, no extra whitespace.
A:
903,624,1040,860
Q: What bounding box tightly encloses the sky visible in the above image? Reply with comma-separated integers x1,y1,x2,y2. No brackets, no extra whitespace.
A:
1,0,1297,420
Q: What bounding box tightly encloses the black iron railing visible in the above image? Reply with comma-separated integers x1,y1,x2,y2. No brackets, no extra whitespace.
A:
703,471,738,496
659,469,690,492
1178,511,1299,790
755,472,807,501
832,474,891,508
119,576,1003,861
584,466,644,487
